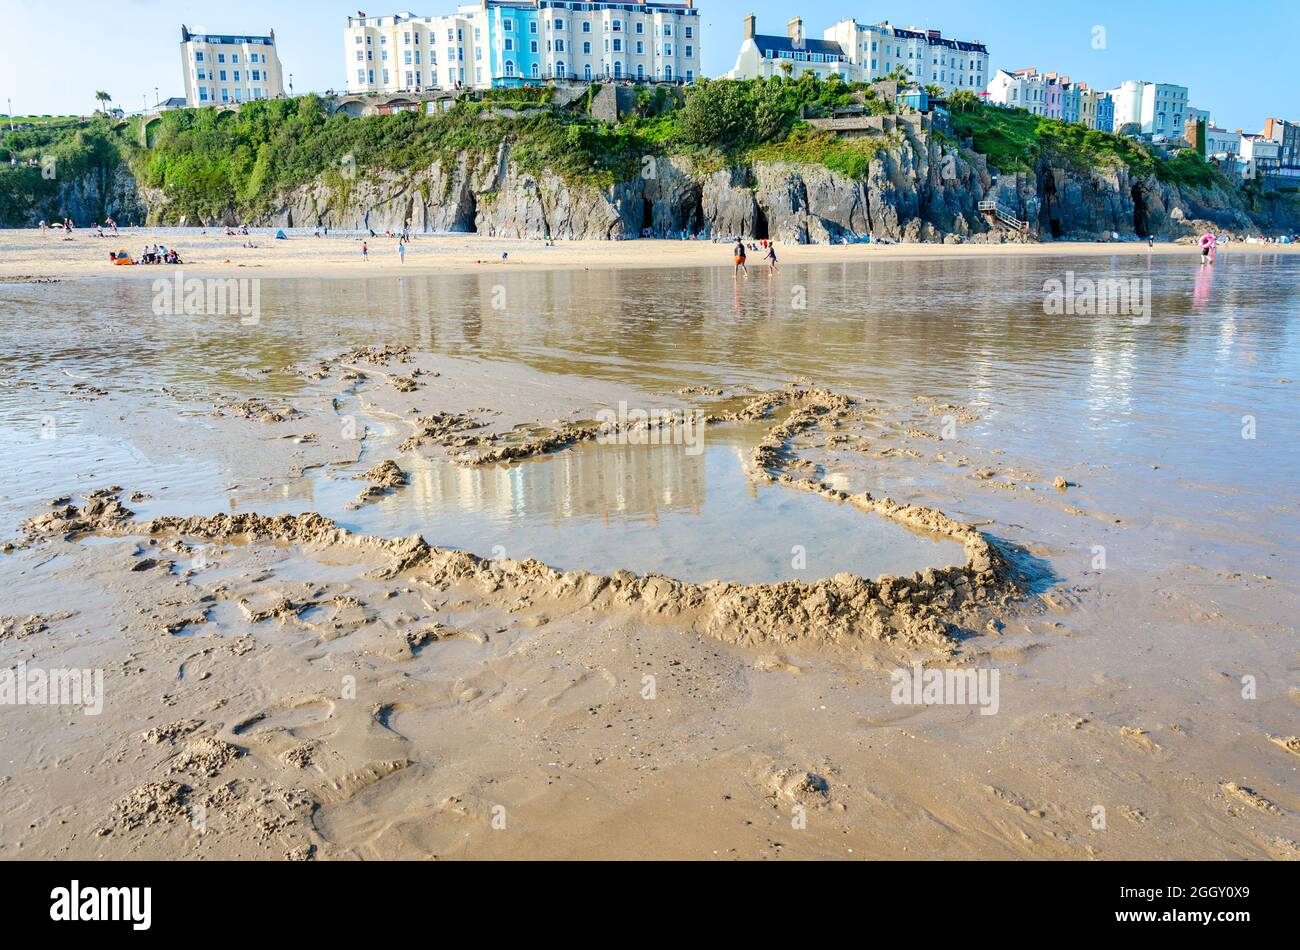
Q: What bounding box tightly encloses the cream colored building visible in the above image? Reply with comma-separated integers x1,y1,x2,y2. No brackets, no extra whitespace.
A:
180,25,285,106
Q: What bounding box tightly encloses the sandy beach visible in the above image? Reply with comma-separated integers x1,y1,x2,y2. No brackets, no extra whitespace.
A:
1,238,1297,862
3,227,1297,282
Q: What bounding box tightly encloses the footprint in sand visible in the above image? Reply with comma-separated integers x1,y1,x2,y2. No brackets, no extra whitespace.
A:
233,698,337,741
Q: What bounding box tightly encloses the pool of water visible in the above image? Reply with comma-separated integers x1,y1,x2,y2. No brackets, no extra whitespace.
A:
2,252,1298,584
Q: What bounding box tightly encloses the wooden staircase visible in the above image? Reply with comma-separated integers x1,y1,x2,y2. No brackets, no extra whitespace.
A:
979,199,1028,233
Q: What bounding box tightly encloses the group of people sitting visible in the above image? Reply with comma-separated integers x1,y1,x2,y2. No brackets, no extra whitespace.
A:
131,244,182,265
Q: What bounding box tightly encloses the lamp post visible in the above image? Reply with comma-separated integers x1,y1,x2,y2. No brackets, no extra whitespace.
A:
7,98,12,131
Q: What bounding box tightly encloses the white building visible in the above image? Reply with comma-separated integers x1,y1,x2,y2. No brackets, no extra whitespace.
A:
1107,80,1144,134
1106,80,1190,138
180,25,285,106
986,67,1047,115
726,15,853,81
1207,126,1242,159
346,1,702,94
726,14,987,93
825,19,988,94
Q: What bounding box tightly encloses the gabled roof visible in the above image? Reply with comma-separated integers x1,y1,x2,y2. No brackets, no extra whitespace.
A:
753,34,846,58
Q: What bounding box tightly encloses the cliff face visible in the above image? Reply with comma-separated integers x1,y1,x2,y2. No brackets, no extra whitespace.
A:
134,135,1296,244
236,135,1019,245
9,163,146,228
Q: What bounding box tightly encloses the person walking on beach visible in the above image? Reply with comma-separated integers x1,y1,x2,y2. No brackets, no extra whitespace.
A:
733,238,748,278
398,241,405,264
765,242,779,275
362,241,369,261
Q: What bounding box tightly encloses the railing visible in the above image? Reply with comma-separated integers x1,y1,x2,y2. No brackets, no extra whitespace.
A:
978,199,1027,232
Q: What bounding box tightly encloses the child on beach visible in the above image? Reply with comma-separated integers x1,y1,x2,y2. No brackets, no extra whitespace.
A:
733,239,748,278
362,242,369,260
766,242,779,274
398,242,405,264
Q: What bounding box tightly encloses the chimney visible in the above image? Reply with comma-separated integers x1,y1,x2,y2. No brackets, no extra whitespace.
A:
744,13,756,41
788,16,804,48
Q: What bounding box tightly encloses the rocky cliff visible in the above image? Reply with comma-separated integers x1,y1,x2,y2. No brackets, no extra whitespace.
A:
8,163,146,228
134,133,1297,244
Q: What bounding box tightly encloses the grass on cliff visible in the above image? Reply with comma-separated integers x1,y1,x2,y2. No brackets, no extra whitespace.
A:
0,118,128,223
950,102,1226,189
136,94,650,221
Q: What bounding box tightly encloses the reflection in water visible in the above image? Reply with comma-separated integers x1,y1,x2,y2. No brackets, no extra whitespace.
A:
339,426,964,585
3,253,1298,578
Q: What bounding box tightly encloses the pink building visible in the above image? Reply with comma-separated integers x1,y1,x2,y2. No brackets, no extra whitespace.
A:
1042,72,1064,119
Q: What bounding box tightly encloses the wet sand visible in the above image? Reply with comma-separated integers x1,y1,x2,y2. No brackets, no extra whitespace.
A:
1,254,1297,861
2,227,1296,283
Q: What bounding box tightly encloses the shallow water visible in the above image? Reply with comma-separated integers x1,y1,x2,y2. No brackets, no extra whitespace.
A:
2,252,1298,582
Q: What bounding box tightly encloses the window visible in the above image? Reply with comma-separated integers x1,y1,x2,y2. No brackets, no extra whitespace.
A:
584,63,592,79
613,38,621,52
685,45,692,58
664,24,672,37
530,41,538,53
503,19,513,31
582,22,591,33
635,23,643,34
530,22,537,34
232,54,240,64
197,68,206,80
217,53,226,63
505,60,515,76
663,43,671,56
555,39,564,52
199,88,209,101
219,70,227,81
583,41,591,54
685,26,692,38
356,50,364,61
221,88,230,102
663,64,672,80
554,19,564,30
252,69,261,81
531,63,539,77
636,41,643,54
504,38,513,51
195,51,205,62
556,59,566,76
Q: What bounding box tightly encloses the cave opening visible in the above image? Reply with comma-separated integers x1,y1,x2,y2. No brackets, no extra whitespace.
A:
1131,183,1150,238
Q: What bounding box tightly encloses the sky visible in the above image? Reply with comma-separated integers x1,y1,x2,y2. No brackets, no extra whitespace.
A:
2,0,1296,132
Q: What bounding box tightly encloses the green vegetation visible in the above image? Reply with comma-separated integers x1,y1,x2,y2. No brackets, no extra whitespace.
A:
0,79,1247,226
950,100,1229,189
0,117,129,223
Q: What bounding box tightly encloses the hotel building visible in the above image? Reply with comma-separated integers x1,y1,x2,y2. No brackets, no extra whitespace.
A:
180,25,285,106
345,1,702,93
727,14,988,95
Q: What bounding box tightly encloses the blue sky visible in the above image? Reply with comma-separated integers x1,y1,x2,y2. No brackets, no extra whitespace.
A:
3,0,1295,132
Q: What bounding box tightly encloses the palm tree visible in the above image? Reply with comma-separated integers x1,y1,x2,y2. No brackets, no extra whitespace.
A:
94,91,112,114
